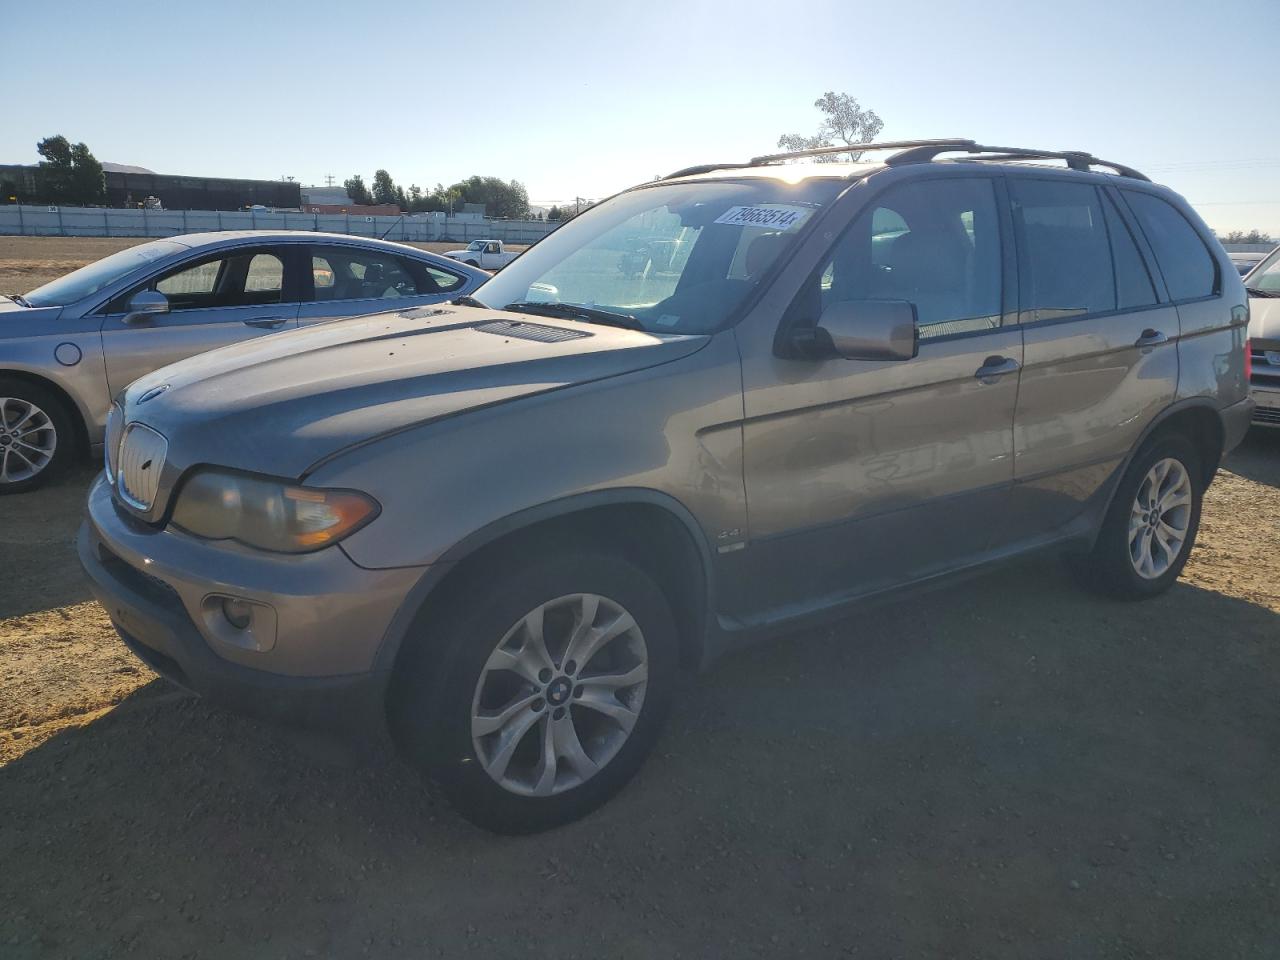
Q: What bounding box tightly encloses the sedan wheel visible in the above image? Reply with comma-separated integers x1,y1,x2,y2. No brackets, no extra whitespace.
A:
0,396,58,485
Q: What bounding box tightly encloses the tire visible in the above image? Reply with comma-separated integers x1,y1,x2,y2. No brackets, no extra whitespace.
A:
390,551,679,834
1074,432,1203,599
465,260,479,267
0,377,78,495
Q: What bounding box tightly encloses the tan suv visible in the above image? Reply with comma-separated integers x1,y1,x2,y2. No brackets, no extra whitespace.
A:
79,140,1254,833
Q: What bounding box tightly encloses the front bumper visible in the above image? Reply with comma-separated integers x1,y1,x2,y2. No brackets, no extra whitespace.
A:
1250,384,1280,428
78,473,424,733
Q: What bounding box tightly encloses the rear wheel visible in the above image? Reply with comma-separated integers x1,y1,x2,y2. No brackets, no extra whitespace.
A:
0,378,77,494
390,552,678,833
1075,433,1203,598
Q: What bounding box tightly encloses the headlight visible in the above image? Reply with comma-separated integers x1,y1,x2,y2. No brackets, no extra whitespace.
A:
170,469,379,554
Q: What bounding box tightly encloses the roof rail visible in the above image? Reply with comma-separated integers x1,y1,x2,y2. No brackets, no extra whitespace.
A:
884,143,1150,181
661,161,759,180
661,140,1149,183
747,139,976,165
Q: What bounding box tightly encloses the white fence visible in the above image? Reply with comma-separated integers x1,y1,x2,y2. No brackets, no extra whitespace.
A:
0,204,559,245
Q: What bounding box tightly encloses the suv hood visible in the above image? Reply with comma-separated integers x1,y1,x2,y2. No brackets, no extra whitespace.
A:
121,306,709,480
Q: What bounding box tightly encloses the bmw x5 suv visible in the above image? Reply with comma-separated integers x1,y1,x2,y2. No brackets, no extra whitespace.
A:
79,139,1255,833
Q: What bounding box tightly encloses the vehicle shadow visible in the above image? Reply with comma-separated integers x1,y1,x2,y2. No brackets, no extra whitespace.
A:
3,560,1278,958
0,463,98,619
1224,428,1280,487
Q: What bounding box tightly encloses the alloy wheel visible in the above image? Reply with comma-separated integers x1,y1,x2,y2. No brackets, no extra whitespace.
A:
470,593,649,798
1128,457,1193,579
0,398,57,484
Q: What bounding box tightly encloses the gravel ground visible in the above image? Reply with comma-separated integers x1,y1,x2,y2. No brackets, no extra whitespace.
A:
0,433,1277,959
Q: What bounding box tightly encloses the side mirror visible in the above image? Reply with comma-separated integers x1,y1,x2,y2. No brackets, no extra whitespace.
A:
123,290,169,324
810,299,918,361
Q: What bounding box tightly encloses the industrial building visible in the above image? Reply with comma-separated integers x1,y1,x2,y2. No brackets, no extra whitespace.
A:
0,163,301,210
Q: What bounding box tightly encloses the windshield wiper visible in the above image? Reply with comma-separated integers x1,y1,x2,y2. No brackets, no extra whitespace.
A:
503,301,647,331
451,294,489,308
1246,286,1279,298
3,293,30,307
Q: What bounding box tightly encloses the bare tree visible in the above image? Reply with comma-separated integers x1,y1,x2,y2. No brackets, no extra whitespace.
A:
777,92,884,162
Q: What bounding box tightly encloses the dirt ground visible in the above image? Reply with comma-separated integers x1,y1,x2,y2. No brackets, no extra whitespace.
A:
0,432,1277,958
0,236,524,293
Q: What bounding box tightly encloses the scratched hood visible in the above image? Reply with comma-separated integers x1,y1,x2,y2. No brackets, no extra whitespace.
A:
120,305,707,480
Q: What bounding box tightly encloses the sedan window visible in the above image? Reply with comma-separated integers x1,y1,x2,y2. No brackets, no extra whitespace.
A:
310,250,419,301
107,250,286,313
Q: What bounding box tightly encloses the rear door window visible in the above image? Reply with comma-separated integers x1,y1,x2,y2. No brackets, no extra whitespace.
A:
310,248,420,301
1121,191,1218,302
1010,180,1115,323
1100,193,1157,309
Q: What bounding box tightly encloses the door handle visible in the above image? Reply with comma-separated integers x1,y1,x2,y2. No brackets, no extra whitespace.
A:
1135,328,1169,348
243,316,289,329
975,355,1020,384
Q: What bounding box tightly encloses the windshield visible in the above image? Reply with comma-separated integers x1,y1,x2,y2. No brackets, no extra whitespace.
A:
23,240,186,307
468,241,484,251
1245,246,1280,293
475,178,844,334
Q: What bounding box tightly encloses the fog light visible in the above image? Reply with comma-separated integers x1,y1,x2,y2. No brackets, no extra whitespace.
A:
221,597,253,630
200,594,277,653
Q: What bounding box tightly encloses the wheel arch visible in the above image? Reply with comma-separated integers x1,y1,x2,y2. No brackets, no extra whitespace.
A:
372,488,717,679
1082,398,1226,550
0,367,91,458
1136,399,1226,487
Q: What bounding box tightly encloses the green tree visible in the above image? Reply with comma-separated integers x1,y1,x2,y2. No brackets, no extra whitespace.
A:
446,176,529,219
35,135,105,204
776,91,884,162
407,184,426,212
344,174,372,205
547,205,562,221
1221,229,1274,244
69,142,105,205
371,169,398,205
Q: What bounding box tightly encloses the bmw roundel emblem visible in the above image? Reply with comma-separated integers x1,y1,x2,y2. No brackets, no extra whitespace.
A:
137,384,170,404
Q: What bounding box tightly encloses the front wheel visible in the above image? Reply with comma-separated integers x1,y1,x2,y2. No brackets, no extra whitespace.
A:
0,378,77,494
390,552,679,833
1075,433,1203,599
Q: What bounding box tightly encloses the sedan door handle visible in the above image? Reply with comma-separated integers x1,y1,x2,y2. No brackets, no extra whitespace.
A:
1135,328,1169,348
975,355,1020,384
243,316,289,329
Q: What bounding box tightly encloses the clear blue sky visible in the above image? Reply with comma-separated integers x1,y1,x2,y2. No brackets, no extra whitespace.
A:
3,0,1277,233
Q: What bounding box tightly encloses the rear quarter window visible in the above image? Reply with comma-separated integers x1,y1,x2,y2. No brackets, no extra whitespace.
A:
1121,191,1218,302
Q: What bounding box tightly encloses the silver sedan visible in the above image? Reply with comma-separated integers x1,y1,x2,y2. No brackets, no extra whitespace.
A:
0,231,488,491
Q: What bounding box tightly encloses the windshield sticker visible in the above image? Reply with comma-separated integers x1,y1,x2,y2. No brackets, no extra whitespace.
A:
714,204,812,231
655,314,682,328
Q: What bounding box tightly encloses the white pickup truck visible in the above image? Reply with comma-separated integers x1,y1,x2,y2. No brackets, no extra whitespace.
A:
443,240,519,270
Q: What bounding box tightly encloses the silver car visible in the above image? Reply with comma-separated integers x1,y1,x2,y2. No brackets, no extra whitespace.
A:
1243,246,1280,426
0,231,487,491
79,140,1254,833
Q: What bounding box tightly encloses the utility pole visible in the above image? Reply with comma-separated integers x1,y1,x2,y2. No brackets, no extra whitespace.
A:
324,174,335,187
